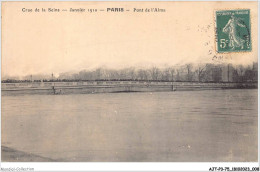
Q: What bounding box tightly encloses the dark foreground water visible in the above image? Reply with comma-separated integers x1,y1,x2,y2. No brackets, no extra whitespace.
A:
2,89,258,162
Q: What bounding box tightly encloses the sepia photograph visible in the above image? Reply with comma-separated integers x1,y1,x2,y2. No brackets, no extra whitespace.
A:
1,1,259,171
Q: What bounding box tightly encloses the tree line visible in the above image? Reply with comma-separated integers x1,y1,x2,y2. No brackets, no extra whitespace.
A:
2,62,257,83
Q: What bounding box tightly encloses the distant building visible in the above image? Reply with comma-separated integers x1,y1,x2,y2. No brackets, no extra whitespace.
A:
212,66,222,82
221,64,234,82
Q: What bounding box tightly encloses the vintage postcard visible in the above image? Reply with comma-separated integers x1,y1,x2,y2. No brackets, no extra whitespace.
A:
1,1,258,170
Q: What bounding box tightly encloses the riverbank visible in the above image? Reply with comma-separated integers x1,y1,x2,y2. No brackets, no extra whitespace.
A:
1,81,257,95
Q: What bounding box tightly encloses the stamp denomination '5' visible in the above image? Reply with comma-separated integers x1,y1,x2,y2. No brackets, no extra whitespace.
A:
216,9,251,53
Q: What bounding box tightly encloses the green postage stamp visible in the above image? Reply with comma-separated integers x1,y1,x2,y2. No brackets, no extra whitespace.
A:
216,9,251,53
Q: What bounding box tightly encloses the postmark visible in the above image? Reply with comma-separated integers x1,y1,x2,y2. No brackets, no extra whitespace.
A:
215,9,251,53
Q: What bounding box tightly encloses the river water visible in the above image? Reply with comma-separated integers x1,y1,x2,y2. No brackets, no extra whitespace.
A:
1,89,258,161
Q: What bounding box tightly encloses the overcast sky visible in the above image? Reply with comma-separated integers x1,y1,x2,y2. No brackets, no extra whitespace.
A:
2,1,258,77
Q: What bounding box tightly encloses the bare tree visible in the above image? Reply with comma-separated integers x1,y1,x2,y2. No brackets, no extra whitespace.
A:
137,69,149,80
176,69,181,81
127,67,136,80
237,65,245,76
162,68,170,81
169,67,175,81
195,64,205,82
94,68,103,80
150,67,160,81
236,65,246,82
186,64,193,81
204,64,214,82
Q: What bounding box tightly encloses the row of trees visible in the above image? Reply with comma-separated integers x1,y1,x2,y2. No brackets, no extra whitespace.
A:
56,63,258,83
2,63,258,83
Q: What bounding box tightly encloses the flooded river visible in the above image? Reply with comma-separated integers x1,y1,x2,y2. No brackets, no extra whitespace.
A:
1,89,258,161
